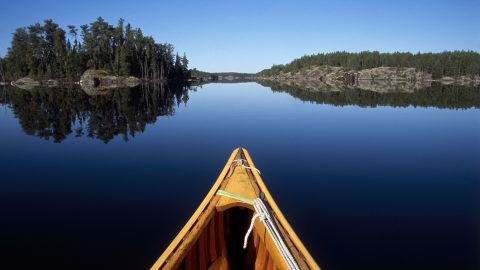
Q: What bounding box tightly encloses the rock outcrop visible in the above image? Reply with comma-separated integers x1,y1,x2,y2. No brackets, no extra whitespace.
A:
259,66,432,83
80,69,141,93
257,77,431,93
12,77,75,90
9,70,142,92
12,77,41,90
258,65,479,87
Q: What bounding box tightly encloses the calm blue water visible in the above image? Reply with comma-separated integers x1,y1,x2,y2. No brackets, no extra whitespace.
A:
0,83,479,270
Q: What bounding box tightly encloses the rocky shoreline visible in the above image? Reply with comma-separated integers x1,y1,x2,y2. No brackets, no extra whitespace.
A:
9,77,68,90
79,69,141,93
79,69,142,95
257,78,430,93
8,69,143,91
257,66,480,87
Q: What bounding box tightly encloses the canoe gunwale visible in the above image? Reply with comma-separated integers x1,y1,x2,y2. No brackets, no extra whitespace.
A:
150,148,240,270
242,148,320,270
150,147,320,270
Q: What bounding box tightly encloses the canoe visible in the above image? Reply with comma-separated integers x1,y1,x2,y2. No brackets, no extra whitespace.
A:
151,147,320,270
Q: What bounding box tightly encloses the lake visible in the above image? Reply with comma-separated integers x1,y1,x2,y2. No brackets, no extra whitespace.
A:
0,82,479,270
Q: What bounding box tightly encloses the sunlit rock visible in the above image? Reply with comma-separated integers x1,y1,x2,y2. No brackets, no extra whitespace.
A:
80,69,141,94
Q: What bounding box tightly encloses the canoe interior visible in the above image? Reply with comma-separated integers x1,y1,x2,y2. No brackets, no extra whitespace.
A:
151,148,319,270
177,207,282,270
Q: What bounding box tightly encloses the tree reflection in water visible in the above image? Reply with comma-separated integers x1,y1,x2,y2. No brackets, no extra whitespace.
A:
258,80,480,109
2,81,479,143
0,84,191,143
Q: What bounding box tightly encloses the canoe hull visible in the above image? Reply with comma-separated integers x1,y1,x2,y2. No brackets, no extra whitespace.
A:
151,148,319,270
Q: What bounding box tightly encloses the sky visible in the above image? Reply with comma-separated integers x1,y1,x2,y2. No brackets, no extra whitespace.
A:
0,0,478,73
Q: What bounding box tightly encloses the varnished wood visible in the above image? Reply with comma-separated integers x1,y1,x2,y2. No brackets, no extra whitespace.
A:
243,148,319,269
208,256,229,270
216,212,224,258
254,233,268,270
198,228,208,270
208,218,217,264
150,149,239,270
216,165,257,212
184,241,197,270
150,148,320,270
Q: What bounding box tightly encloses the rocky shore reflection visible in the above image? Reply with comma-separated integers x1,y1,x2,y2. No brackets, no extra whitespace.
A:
0,84,191,143
257,79,480,109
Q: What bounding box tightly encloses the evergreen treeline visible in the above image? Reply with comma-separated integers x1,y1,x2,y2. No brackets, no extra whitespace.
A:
0,17,190,82
190,69,254,80
190,69,253,78
259,51,480,79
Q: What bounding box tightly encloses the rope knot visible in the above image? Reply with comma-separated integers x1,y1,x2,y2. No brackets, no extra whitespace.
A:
228,158,261,176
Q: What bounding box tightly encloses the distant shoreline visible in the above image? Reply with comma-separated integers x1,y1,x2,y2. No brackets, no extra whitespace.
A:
257,65,480,86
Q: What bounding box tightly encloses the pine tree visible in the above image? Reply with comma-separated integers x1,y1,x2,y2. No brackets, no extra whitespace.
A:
134,28,144,79
66,25,80,78
174,53,182,80
181,52,189,76
7,28,30,79
27,23,43,78
120,23,134,76
114,18,124,76
3,18,191,82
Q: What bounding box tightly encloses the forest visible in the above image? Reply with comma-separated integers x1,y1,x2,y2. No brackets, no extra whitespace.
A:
258,51,480,79
0,17,190,82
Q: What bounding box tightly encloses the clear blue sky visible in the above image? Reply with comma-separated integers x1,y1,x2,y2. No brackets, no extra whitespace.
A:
0,0,478,73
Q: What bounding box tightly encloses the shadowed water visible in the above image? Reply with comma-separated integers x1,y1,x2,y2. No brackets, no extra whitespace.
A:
0,82,479,270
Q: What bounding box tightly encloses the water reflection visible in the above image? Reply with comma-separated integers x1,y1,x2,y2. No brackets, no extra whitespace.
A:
258,79,480,109
2,80,479,143
0,81,478,270
0,84,191,143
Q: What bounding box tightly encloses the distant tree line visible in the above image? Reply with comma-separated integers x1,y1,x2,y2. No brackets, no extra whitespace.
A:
259,51,480,79
190,69,254,80
0,17,190,82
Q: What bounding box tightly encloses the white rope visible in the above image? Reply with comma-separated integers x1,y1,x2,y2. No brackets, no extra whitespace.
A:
229,159,261,176
243,198,300,270
224,157,298,269
243,213,260,248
